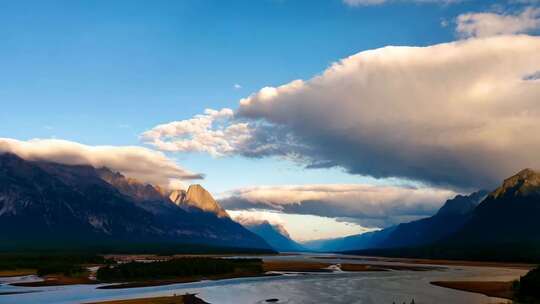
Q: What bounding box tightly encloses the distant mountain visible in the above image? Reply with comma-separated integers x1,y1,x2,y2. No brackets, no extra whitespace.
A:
170,185,229,218
243,221,305,252
302,228,394,252
0,153,273,253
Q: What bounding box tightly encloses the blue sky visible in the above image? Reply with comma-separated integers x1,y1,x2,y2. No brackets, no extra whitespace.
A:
1,0,467,143
2,0,540,241
1,0,476,189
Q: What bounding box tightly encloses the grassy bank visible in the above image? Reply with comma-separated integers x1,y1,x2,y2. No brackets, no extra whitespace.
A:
86,294,209,304
432,265,540,303
95,257,264,288
0,253,106,277
431,281,514,300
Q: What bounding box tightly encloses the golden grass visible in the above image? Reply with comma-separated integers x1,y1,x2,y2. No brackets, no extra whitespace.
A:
431,281,515,300
11,273,95,287
86,294,208,304
86,295,185,304
0,269,36,277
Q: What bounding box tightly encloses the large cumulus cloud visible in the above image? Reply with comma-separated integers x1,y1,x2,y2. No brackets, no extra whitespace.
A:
143,35,540,189
219,184,457,227
0,138,202,188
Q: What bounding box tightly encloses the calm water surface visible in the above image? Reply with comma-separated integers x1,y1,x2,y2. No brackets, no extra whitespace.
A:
0,254,526,304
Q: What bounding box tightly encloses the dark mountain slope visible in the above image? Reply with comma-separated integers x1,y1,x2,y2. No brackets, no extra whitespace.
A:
444,169,540,247
348,169,540,262
377,190,487,249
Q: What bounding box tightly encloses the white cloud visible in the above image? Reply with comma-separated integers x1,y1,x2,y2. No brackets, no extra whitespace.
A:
343,0,460,6
0,138,202,189
220,184,457,227
144,35,540,189
343,0,386,6
456,7,540,38
228,209,374,242
233,84,242,89
141,108,253,157
440,19,449,27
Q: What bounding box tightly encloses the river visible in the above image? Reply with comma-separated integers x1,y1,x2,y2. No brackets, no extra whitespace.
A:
0,254,526,304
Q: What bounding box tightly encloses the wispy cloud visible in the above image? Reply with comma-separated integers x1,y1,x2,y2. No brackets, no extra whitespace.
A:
343,0,461,7
456,7,540,38
141,108,252,157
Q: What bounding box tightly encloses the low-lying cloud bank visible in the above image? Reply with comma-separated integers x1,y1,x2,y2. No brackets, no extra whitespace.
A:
228,209,375,242
143,35,540,189
0,138,202,188
219,184,457,228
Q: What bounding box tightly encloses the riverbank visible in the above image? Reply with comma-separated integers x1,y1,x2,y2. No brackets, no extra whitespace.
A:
11,273,95,287
97,260,442,289
321,256,535,270
4,256,446,289
0,269,36,277
86,293,209,304
97,272,277,289
431,281,514,300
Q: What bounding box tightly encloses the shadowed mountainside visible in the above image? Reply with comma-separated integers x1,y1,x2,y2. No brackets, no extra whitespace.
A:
347,169,540,262
441,169,540,251
304,191,486,252
0,153,273,253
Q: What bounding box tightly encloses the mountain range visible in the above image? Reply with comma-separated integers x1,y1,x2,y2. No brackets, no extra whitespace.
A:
303,190,487,252
338,169,540,262
3,150,540,261
0,153,273,253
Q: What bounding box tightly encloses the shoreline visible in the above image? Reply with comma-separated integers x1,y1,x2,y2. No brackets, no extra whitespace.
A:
95,260,442,289
97,272,279,289
0,269,37,277
430,281,515,300
323,255,535,270
85,293,209,304
11,274,96,287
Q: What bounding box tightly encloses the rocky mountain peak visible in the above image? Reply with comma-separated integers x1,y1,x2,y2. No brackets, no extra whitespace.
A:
170,184,228,218
169,189,187,204
492,168,540,199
